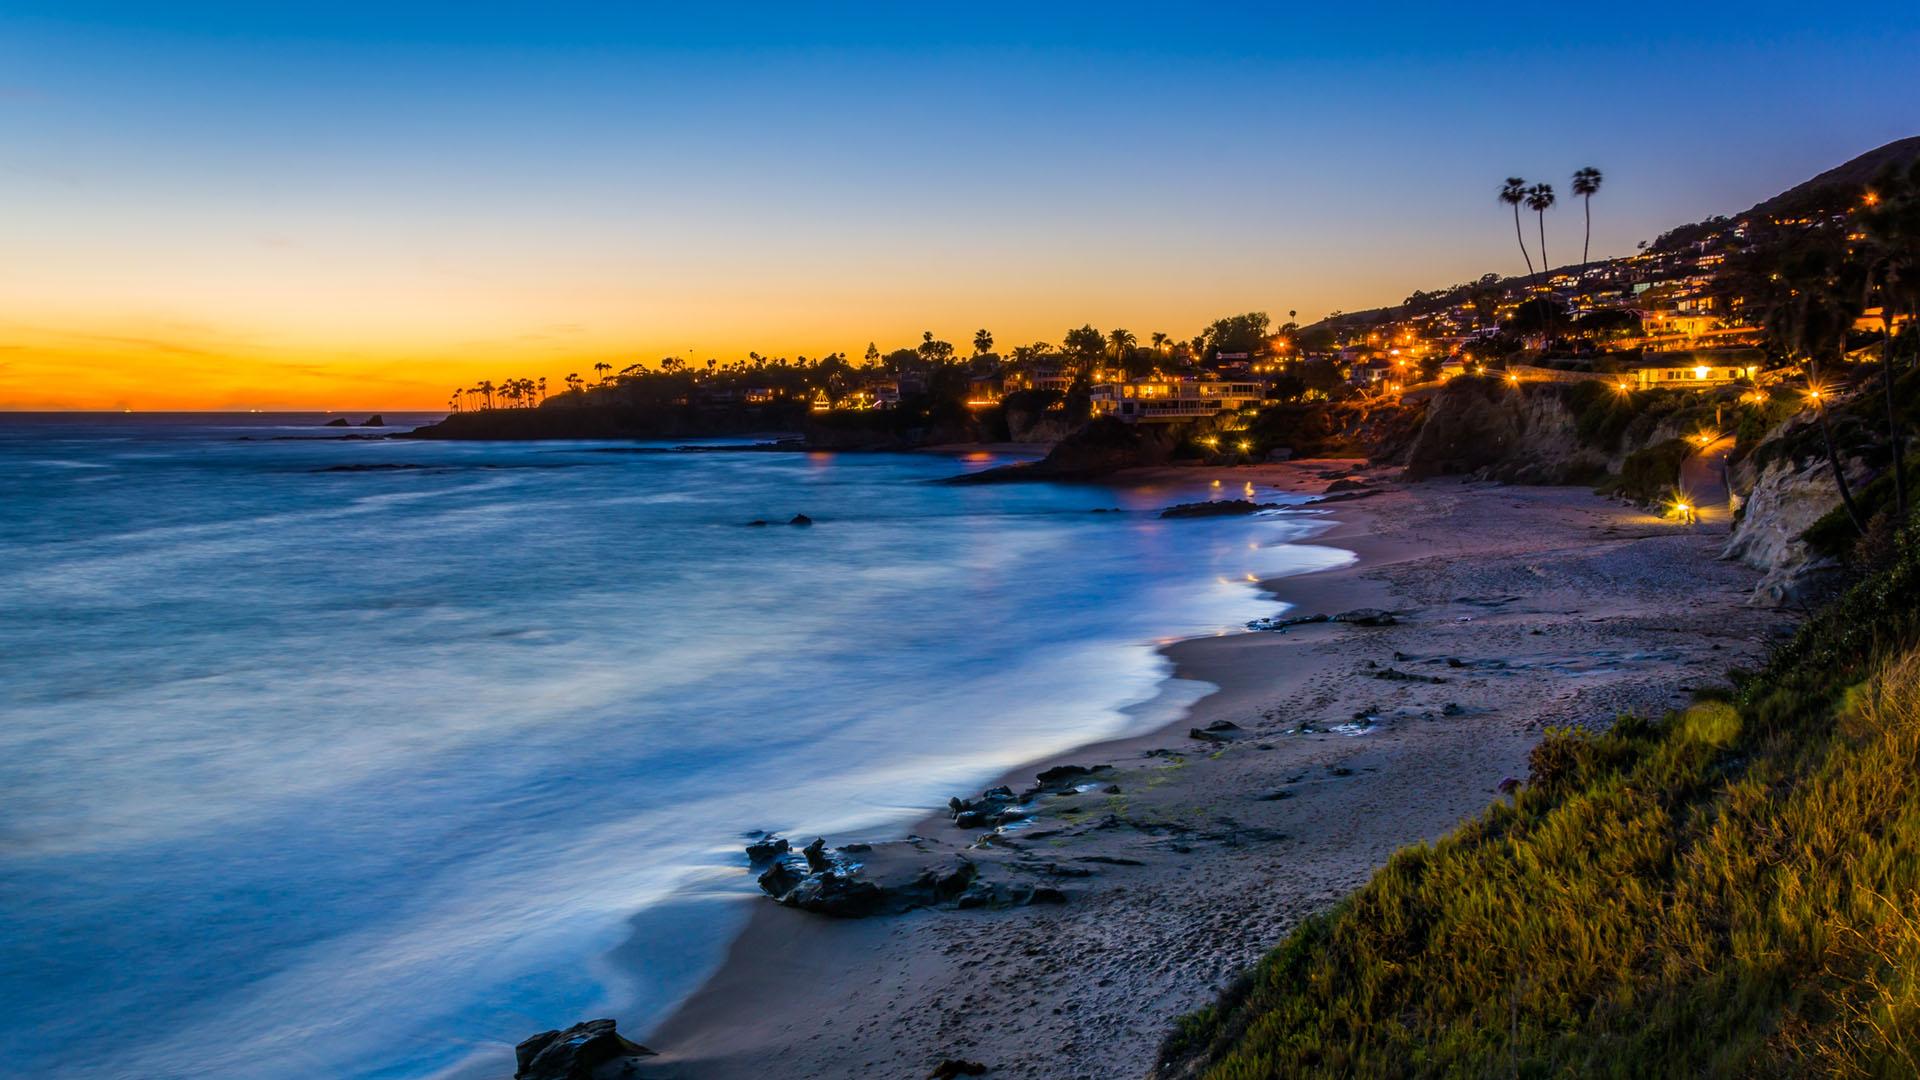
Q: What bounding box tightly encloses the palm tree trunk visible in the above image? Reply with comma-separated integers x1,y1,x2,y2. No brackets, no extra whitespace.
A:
1811,355,1867,536
1582,195,1592,266
1512,207,1534,279
1535,212,1549,284
1886,300,1908,524
1817,407,1867,536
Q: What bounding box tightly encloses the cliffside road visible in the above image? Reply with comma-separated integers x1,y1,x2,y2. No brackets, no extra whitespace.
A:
1681,433,1735,525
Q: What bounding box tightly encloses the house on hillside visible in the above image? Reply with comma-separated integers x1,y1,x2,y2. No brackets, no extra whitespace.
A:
1632,362,1758,389
1088,378,1264,422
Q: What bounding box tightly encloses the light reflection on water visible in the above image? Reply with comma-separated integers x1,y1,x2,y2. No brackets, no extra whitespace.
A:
0,414,1350,1079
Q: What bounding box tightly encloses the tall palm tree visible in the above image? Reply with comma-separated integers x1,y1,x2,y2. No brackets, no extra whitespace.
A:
1149,331,1168,353
973,328,994,356
1860,159,1920,523
593,361,611,385
1107,328,1137,372
1753,238,1869,535
1525,183,1557,283
1500,178,1535,279
1571,167,1603,266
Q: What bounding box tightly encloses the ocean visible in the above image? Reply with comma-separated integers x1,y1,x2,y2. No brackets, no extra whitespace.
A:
0,413,1352,1079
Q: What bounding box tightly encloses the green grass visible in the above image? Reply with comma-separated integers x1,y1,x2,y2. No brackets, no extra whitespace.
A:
1155,535,1920,1080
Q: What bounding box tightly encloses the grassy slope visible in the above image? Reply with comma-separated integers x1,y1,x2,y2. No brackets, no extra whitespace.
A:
1156,539,1920,1079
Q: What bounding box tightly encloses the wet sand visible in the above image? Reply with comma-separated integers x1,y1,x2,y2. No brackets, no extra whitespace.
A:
629,460,1787,1079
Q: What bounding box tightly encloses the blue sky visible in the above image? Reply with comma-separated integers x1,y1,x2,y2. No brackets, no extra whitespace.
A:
1,2,1916,407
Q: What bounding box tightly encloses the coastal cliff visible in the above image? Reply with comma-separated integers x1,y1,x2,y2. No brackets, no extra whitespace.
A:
1723,432,1867,606
1399,377,1606,483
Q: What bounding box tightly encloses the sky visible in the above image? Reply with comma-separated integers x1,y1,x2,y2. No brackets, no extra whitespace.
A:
1,3,1917,410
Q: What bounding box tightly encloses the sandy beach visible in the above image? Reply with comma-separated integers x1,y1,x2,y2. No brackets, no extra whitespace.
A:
630,460,1789,1079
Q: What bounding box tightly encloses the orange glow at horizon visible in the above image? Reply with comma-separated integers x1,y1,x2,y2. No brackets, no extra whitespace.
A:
1,239,1420,409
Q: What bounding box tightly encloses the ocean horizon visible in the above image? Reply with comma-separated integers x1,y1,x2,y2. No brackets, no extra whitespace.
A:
0,414,1352,1079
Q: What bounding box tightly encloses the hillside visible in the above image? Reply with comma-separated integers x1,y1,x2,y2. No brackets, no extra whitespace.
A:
1305,133,1920,338
1149,137,1920,1079
1154,534,1920,1078
1747,134,1920,219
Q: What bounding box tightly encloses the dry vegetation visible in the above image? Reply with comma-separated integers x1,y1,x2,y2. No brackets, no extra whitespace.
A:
1157,535,1920,1079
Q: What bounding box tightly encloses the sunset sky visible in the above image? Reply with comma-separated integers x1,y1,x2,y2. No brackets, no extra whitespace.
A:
2,3,1916,410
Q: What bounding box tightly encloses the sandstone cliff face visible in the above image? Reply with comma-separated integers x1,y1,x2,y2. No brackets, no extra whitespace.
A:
1401,380,1605,483
1724,447,1866,607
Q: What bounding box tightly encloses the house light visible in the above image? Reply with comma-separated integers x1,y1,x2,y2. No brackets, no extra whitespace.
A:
1237,440,1252,452
1693,365,1709,380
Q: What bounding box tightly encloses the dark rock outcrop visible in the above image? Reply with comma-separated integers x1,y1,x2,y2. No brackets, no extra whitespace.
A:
951,418,1184,483
1332,608,1398,627
1159,499,1275,519
1247,612,1330,632
360,415,385,427
779,869,884,917
514,1019,653,1080
323,417,350,427
744,836,789,863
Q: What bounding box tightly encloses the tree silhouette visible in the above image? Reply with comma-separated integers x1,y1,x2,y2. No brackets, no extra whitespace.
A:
1860,159,1920,522
1107,328,1137,371
1525,183,1557,282
1571,167,1604,266
1500,178,1536,279
973,328,994,356
1751,236,1869,535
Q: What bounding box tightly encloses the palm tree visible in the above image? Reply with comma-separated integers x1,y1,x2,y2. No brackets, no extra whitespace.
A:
1753,238,1869,535
1500,178,1535,279
1525,183,1556,282
593,361,611,385
973,329,994,356
1107,328,1137,371
1860,159,1920,523
1149,331,1168,353
1571,167,1603,266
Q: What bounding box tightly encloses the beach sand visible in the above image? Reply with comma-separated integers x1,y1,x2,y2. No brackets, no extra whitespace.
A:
629,460,1789,1079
